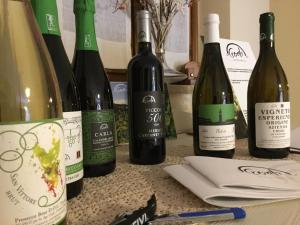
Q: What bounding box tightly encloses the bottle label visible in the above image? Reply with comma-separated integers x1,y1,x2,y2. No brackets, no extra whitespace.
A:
0,119,67,225
63,111,83,184
134,91,165,139
82,110,116,165
198,104,235,150
255,102,290,148
75,13,98,51
31,0,61,36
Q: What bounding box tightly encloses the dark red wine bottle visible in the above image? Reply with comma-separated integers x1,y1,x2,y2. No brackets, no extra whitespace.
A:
127,10,166,165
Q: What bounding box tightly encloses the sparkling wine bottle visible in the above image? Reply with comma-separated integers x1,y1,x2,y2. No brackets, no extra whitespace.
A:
73,0,116,177
0,0,67,224
31,0,83,199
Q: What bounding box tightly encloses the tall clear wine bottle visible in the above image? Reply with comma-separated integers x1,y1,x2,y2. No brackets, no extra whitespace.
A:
193,14,235,158
0,0,66,224
31,0,83,199
127,10,166,165
247,12,290,158
72,0,116,177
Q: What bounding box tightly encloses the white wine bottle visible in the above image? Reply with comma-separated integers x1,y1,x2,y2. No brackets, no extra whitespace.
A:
192,14,235,158
0,0,67,224
247,12,290,158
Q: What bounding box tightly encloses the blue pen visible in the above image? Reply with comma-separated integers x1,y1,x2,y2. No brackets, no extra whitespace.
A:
149,208,246,224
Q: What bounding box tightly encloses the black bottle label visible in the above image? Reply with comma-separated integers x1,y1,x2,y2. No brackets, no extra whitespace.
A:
82,110,116,165
134,91,165,139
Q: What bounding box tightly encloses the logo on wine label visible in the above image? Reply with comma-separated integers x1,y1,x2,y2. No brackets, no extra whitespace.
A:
100,123,109,130
46,14,57,31
142,95,156,104
84,34,92,48
238,166,294,176
226,43,247,59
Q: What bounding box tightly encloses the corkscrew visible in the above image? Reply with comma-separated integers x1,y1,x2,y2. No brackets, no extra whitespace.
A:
109,194,246,225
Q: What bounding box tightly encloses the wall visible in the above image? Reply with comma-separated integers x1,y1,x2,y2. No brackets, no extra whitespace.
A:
271,0,300,128
230,0,270,57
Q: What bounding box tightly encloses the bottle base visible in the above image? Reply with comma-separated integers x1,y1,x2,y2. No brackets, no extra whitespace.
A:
130,157,165,165
194,149,234,159
249,148,289,159
67,179,83,200
84,161,116,178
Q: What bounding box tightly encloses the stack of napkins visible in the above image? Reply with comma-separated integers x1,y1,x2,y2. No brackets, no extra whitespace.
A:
164,157,300,207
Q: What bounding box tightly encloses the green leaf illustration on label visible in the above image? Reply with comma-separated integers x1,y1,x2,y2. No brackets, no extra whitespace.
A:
33,137,62,198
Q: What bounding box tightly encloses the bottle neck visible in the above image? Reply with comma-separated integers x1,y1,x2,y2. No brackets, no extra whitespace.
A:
259,22,275,55
138,42,152,54
204,22,220,44
74,11,98,51
31,0,61,36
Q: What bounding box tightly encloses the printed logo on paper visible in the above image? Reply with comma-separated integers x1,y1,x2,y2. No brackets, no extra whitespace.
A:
238,166,295,176
226,43,248,59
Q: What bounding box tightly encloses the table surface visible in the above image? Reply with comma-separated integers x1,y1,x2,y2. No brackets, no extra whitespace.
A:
67,134,300,225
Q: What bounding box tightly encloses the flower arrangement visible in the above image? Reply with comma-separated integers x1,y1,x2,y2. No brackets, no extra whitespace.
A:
115,0,194,78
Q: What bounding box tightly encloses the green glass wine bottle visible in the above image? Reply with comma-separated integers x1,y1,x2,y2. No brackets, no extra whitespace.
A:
0,0,66,224
247,12,290,158
193,14,235,158
72,0,116,177
31,0,83,199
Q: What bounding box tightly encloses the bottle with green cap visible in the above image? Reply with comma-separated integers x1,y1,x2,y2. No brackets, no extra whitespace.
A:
31,0,83,199
247,12,290,158
72,0,116,177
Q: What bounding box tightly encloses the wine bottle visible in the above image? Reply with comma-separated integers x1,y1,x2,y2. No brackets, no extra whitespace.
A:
0,0,66,224
31,0,83,199
192,14,235,158
73,0,116,177
127,10,166,165
247,12,290,158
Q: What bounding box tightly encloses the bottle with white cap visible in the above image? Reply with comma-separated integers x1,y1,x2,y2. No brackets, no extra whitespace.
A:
192,13,235,158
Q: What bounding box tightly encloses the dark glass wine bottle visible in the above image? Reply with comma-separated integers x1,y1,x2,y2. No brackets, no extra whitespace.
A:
31,0,83,200
73,0,116,177
193,14,235,158
247,12,290,158
127,10,166,165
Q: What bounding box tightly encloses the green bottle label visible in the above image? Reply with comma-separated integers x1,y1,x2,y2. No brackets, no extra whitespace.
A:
198,104,235,151
82,110,116,165
75,12,98,51
31,0,61,36
198,104,235,124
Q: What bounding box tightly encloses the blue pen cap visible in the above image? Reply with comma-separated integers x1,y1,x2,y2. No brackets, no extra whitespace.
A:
230,208,246,219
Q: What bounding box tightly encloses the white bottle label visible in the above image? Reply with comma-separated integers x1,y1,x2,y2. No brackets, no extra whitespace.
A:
0,119,67,225
255,102,290,148
199,124,235,150
63,111,83,184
